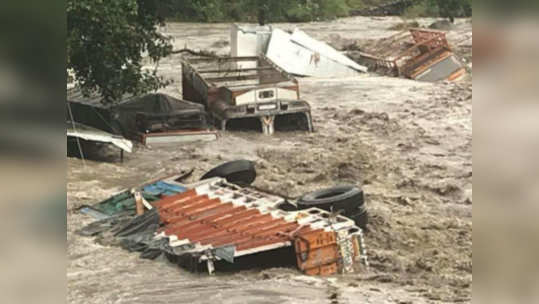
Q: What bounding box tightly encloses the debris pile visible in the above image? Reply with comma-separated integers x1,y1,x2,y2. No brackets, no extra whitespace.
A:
78,161,368,276
230,24,368,77
348,28,467,81
67,88,215,150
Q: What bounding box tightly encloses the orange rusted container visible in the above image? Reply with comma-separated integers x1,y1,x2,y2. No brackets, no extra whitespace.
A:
295,230,341,275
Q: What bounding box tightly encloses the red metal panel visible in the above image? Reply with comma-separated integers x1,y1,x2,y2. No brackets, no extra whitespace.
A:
214,209,260,226
165,203,237,226
206,217,285,246
164,195,211,213
164,204,244,234
166,209,246,238
235,224,315,251
153,189,197,209
194,214,273,243
295,230,342,276
172,197,221,216
173,210,263,241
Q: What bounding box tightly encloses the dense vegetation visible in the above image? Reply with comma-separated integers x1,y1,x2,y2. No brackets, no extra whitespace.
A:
67,0,172,103
162,0,472,23
403,0,472,20
161,0,352,23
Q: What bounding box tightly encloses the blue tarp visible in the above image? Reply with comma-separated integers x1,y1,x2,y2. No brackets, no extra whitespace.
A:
143,181,187,196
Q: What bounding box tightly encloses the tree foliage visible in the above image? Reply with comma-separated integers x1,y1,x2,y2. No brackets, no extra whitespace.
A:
164,0,470,23
404,0,472,19
433,0,472,19
165,0,352,23
67,0,172,103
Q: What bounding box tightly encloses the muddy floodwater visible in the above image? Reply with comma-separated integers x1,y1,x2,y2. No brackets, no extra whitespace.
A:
67,17,472,303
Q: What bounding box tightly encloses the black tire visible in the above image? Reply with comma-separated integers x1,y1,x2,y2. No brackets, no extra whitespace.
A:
200,160,256,186
350,207,368,230
297,185,364,216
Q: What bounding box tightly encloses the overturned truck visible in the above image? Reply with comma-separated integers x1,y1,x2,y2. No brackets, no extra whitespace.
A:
81,176,368,275
356,28,466,82
182,55,313,135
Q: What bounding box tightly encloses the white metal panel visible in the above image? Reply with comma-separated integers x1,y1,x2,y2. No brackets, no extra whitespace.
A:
276,88,297,100
67,122,133,152
230,24,272,69
255,88,276,102
234,87,298,105
235,90,256,105
266,28,367,78
290,29,367,73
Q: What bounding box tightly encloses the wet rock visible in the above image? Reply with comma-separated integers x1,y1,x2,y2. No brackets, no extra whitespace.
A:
349,108,365,116
429,19,455,30
211,39,229,48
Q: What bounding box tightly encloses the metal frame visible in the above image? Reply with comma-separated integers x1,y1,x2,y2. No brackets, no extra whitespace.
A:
357,28,465,81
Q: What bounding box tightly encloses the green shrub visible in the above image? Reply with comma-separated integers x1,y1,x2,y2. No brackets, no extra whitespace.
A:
403,0,471,19
402,2,430,19
162,0,471,23
317,0,350,19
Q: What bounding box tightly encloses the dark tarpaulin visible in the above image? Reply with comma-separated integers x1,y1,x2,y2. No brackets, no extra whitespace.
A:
66,88,208,136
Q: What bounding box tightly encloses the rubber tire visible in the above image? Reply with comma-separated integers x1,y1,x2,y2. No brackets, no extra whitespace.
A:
200,160,256,186
297,185,364,216
350,207,368,230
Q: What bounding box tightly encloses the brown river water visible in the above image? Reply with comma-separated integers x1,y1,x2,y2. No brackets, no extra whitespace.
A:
68,17,472,303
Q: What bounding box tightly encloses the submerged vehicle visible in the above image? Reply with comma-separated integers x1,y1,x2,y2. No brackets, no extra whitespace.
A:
181,55,313,134
67,89,208,137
